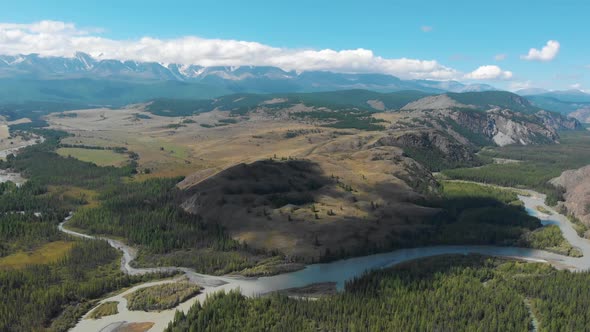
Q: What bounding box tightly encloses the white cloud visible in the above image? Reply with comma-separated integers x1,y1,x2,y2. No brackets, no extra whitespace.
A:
521,40,560,61
494,54,507,61
421,26,433,33
0,20,528,83
464,65,513,80
0,20,468,80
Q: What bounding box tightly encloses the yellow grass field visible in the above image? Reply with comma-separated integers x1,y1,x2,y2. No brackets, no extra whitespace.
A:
57,147,129,167
0,125,9,139
0,241,75,270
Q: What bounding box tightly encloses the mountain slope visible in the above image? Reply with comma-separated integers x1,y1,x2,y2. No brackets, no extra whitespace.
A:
551,165,590,230
400,93,580,146
0,78,231,106
446,91,541,114
146,90,432,117
139,91,582,172
0,53,497,95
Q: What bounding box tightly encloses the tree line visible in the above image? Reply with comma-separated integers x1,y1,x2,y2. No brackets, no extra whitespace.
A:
166,255,590,332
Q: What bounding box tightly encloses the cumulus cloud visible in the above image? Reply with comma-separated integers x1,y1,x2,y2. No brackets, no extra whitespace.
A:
464,65,513,80
521,40,560,61
494,54,507,61
420,26,433,33
0,20,466,79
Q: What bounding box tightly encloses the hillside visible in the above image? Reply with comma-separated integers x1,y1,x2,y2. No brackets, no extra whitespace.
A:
46,95,551,264
400,93,580,145
551,165,590,231
141,90,583,171
569,108,590,123
0,78,231,106
0,53,499,102
179,151,438,261
526,95,590,115
147,90,431,116
446,91,541,114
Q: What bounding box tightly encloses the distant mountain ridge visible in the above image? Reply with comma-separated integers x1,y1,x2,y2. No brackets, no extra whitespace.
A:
3,52,589,120
0,52,497,94
523,90,590,118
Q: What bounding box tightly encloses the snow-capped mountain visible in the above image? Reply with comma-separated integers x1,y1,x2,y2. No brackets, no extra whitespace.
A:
0,53,499,94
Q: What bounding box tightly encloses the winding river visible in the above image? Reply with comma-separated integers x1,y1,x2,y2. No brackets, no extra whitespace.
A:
63,189,590,332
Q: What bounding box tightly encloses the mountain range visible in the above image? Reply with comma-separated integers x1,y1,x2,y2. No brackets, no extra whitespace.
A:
0,52,496,95
521,89,590,117
1,53,590,123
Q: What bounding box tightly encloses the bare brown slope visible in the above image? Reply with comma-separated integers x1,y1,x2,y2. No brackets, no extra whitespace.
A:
551,165,590,231
180,147,439,262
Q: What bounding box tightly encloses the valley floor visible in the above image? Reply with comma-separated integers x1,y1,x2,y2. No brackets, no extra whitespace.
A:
65,185,590,331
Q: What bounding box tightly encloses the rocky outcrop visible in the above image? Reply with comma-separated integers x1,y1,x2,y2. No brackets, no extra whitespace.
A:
372,130,476,164
399,94,572,147
488,109,559,145
534,110,582,131
569,108,590,124
444,108,558,146
551,165,590,227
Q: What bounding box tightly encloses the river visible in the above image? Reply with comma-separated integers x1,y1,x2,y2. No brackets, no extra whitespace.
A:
65,188,590,332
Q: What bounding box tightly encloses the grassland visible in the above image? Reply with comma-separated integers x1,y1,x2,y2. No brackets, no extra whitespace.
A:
125,281,202,311
0,241,75,270
88,301,118,319
0,124,9,139
45,106,583,266
57,147,129,166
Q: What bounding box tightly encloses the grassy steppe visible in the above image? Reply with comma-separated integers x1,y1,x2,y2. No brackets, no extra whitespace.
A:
57,147,129,167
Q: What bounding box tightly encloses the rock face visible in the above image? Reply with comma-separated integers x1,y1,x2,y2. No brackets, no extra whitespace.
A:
534,110,583,131
399,94,580,147
569,108,590,123
551,165,590,227
452,108,559,146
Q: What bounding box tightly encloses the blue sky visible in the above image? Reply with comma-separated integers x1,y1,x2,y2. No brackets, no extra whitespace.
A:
1,0,588,90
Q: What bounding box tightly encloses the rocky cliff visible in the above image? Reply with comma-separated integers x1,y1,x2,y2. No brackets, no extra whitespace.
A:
551,165,590,229
569,108,590,123
400,94,580,147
